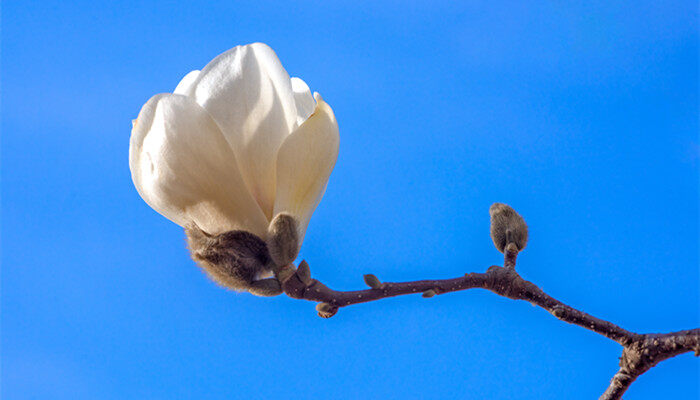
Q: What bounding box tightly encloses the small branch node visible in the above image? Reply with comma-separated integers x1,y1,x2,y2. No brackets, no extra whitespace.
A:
551,305,566,319
316,302,338,318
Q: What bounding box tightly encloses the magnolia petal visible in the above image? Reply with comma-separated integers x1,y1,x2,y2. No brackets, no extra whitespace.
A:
182,43,298,220
129,93,269,237
174,70,200,95
291,77,315,127
273,93,339,245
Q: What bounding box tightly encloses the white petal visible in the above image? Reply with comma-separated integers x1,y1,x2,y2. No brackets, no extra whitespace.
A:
291,77,315,127
273,93,340,245
174,70,200,95
129,93,269,237
182,43,298,220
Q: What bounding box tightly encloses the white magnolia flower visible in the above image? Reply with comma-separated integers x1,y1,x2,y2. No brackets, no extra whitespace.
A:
129,42,339,250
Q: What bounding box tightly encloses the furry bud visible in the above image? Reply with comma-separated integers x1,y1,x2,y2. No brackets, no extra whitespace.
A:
363,274,383,289
185,225,281,296
248,278,283,297
422,289,436,298
266,213,300,267
316,302,338,318
489,203,528,253
296,260,312,285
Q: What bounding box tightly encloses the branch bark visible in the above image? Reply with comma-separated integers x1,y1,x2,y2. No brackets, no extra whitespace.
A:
600,328,700,399
275,251,699,399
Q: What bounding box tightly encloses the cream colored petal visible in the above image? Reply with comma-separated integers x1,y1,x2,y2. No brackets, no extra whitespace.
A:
273,93,339,245
291,77,315,127
182,43,298,220
174,70,200,95
129,93,269,237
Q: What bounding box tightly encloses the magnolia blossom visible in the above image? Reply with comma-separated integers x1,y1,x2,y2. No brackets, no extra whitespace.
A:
129,43,339,250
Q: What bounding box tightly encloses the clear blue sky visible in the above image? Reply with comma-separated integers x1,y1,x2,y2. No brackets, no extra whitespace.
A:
2,1,698,399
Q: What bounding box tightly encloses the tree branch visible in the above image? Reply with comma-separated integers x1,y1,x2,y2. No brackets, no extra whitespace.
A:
600,328,700,400
279,261,637,344
276,250,699,399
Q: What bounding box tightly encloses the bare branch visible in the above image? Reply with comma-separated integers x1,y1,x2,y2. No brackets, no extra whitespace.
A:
275,249,698,398
278,264,636,344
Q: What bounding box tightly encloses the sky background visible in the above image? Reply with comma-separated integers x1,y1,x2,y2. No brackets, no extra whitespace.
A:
2,1,698,399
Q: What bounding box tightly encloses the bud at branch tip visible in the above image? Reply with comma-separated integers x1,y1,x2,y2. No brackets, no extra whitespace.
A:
489,203,528,254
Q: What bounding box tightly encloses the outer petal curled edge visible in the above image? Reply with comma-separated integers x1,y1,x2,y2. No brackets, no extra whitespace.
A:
273,93,339,246
129,93,269,237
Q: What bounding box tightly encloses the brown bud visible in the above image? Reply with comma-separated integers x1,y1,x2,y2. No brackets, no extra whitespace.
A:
296,260,312,285
551,305,566,319
489,203,528,253
266,213,300,267
363,274,383,289
316,302,338,318
422,289,436,298
247,278,283,297
185,225,277,295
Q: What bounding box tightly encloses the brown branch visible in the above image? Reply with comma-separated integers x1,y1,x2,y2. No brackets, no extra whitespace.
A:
275,250,699,399
279,263,637,344
600,328,700,400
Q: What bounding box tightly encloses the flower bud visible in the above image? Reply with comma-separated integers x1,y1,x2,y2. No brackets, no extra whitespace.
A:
489,203,528,253
363,274,383,289
130,43,340,297
266,213,299,267
296,260,312,285
185,225,280,296
316,302,338,318
248,278,283,297
422,289,436,298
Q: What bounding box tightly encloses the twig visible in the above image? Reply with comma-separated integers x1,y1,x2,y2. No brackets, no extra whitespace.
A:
276,249,699,399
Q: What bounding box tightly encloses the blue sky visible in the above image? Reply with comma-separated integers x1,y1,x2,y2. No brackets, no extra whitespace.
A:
2,1,698,399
